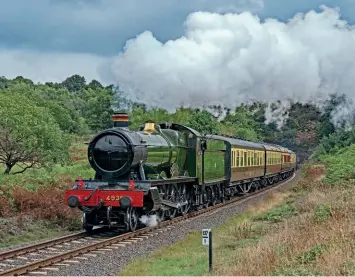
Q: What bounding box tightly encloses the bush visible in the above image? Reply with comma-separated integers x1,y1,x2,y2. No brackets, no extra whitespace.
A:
319,144,355,184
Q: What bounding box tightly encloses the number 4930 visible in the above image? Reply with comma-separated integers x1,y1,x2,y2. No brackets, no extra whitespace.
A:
106,195,121,201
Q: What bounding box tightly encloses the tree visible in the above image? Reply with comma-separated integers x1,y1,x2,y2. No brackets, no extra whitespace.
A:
0,92,71,174
62,74,86,93
79,87,115,131
187,110,218,134
88,79,103,90
218,105,261,141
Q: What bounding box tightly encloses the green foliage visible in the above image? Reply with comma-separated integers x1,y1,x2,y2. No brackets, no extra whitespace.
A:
61,74,86,93
314,204,332,223
77,87,114,131
1,74,351,179
253,199,297,222
319,143,355,184
220,105,262,140
187,109,218,134
2,75,116,135
129,106,175,130
296,245,327,264
0,92,71,174
312,127,355,160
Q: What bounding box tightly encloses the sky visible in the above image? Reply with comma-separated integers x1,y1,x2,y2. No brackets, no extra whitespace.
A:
1,0,354,84
1,0,355,127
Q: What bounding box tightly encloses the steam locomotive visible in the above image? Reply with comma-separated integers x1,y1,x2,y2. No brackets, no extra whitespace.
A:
65,112,296,233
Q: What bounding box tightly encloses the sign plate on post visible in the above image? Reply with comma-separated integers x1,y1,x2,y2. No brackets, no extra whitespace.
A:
202,229,211,246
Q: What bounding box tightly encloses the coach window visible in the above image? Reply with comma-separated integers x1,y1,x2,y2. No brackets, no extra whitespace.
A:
236,151,240,167
257,152,261,166
258,152,261,166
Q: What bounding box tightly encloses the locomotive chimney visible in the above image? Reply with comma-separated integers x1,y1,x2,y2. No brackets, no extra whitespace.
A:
112,111,129,128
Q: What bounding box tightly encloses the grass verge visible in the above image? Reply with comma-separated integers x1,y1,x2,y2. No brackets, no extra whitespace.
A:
0,216,76,249
119,164,355,276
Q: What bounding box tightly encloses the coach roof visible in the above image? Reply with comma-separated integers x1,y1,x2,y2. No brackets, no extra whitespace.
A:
207,135,265,150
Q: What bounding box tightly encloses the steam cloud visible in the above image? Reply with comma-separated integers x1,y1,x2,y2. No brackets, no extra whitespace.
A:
105,5,355,128
139,214,160,227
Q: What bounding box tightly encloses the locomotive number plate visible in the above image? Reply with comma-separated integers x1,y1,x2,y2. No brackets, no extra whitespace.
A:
106,195,121,201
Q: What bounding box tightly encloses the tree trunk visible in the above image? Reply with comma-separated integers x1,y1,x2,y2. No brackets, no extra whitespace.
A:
4,163,12,175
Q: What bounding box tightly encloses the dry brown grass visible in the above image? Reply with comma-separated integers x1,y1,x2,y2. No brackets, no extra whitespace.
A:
215,165,355,276
120,164,355,276
248,190,295,215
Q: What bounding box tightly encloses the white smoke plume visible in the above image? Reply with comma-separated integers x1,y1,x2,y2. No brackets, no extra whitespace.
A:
264,101,291,129
139,214,160,227
105,5,355,128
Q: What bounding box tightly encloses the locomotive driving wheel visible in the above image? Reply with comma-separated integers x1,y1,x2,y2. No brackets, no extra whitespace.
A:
218,184,225,203
202,189,209,208
178,184,192,215
156,209,165,223
125,207,138,232
82,212,94,233
165,184,178,219
209,186,217,206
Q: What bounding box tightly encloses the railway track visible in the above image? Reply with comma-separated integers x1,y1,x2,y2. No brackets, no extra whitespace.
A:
0,172,297,276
